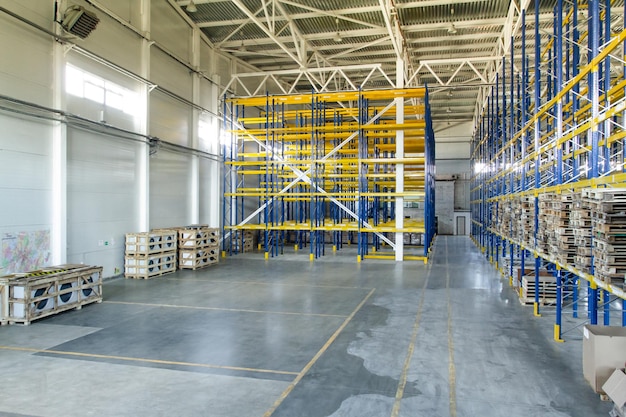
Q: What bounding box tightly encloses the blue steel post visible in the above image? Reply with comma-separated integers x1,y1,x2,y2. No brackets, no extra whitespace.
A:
555,267,564,341
589,0,599,325
533,0,541,317
604,290,610,325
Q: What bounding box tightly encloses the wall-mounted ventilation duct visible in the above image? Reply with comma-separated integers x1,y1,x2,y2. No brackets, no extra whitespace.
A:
61,6,99,39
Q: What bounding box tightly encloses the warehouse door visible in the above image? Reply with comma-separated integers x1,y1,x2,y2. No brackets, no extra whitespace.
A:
456,216,466,235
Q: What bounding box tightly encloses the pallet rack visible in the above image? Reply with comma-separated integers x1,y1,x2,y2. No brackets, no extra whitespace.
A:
471,0,626,340
222,88,435,262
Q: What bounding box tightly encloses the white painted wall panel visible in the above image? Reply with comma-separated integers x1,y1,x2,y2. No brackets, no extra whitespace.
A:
436,159,471,175
150,150,190,228
199,40,212,74
0,114,53,269
93,0,142,27
151,1,191,62
435,142,470,160
67,129,139,277
150,90,190,146
151,48,193,100
199,158,220,227
77,10,143,75
0,12,53,106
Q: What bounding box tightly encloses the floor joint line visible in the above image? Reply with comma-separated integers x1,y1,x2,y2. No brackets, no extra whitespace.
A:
390,259,432,417
263,288,376,417
103,301,348,318
0,345,298,376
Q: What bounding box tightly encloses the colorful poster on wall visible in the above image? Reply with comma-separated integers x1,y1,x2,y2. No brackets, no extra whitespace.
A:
1,230,51,274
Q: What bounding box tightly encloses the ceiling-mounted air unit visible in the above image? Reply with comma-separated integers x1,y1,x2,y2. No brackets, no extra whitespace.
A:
61,6,99,39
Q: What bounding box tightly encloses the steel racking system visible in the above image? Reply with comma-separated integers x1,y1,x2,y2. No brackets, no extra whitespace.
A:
471,0,626,340
221,88,435,263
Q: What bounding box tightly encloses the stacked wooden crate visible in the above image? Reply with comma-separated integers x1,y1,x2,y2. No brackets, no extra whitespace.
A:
499,199,512,238
585,188,626,290
178,226,219,270
233,229,255,253
519,196,535,248
1,264,102,325
537,193,553,253
124,230,177,279
511,196,522,243
553,193,576,266
572,191,593,272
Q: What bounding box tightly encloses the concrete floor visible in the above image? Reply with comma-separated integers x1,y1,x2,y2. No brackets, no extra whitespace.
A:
0,236,611,416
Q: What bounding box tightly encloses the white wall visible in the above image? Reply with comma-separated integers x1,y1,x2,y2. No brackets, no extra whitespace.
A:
434,120,472,176
0,0,231,276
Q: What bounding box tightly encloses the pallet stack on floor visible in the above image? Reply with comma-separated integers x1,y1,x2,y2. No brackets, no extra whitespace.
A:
1,264,102,325
178,226,220,270
572,191,593,271
124,230,177,279
586,188,626,290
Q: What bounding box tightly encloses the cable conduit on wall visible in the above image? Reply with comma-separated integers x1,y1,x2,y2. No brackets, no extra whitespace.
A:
0,94,221,162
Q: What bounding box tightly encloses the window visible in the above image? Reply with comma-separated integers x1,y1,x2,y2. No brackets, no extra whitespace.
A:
65,64,138,115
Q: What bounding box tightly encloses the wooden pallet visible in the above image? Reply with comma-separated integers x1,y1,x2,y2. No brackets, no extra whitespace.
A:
125,266,176,280
125,230,178,255
595,239,626,253
2,265,102,325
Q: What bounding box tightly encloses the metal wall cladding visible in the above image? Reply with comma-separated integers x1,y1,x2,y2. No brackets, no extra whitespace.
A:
0,5,53,107
149,149,191,229
199,158,221,227
0,114,53,229
151,0,191,63
78,10,143,75
150,47,193,101
66,128,140,276
150,89,191,147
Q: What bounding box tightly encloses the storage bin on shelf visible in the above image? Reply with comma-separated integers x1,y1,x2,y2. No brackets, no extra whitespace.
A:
0,264,103,325
124,230,177,279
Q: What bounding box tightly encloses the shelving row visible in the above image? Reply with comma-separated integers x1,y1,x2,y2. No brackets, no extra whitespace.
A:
471,0,626,339
221,88,435,262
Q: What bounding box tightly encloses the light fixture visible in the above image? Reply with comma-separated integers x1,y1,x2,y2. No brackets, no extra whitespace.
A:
448,23,457,34
446,107,452,113
238,41,247,52
186,0,198,13
447,89,453,97
334,17,342,43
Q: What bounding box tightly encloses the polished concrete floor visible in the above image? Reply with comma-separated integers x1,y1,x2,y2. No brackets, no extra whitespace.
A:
0,236,611,416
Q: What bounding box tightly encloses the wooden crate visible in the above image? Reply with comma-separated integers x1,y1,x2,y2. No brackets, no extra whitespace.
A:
178,227,219,249
1,265,102,325
124,252,177,279
179,248,219,270
125,230,177,255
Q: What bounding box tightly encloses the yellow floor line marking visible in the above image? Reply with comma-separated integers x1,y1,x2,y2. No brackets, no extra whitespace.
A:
263,288,376,417
162,277,370,291
103,301,348,319
390,264,431,417
446,245,458,417
0,345,298,376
